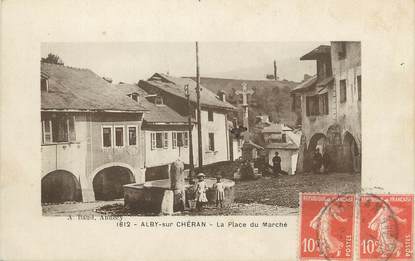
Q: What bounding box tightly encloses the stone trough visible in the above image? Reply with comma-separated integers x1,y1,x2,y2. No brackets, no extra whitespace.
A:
124,178,235,214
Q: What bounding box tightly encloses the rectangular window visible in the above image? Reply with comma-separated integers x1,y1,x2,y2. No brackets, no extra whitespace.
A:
319,93,329,115
155,132,163,148
208,110,214,121
306,96,319,116
208,133,215,151
155,96,164,105
42,115,76,144
177,132,183,147
42,120,52,144
357,75,361,101
102,127,112,148
128,126,137,146
172,132,177,149
340,79,347,103
114,126,124,147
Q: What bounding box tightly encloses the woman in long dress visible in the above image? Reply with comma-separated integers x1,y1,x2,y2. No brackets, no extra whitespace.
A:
368,201,406,257
309,199,347,256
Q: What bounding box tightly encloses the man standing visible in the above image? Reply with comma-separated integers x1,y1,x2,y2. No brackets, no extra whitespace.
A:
272,152,282,176
312,148,323,174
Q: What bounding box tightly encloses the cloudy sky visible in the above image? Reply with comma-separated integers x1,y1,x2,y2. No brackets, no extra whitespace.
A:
41,42,328,84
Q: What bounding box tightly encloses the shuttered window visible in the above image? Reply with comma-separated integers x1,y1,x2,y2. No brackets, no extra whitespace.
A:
41,114,76,144
183,132,189,148
209,133,215,151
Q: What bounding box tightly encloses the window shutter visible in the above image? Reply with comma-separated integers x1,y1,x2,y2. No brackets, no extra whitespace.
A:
163,132,168,149
42,120,52,144
183,132,188,148
172,132,177,149
151,133,156,150
68,116,76,141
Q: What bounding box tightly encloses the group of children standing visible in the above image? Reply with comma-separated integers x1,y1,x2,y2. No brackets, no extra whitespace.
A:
194,173,225,211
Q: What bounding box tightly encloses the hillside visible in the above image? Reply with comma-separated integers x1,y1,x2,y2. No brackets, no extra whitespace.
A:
187,77,301,127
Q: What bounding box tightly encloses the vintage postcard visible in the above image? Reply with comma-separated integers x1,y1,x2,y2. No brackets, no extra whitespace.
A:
359,194,413,260
1,1,414,260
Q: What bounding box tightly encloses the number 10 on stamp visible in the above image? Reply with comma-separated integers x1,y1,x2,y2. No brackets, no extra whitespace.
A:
299,193,355,260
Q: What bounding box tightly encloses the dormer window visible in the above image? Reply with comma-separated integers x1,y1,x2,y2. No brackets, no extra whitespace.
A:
130,93,139,102
41,78,49,92
155,96,164,105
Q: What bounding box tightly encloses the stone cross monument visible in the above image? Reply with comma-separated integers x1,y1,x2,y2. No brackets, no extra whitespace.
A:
235,82,254,134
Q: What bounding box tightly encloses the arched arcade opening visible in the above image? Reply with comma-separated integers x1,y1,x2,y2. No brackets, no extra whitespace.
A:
41,170,82,203
93,166,135,200
306,133,327,171
343,132,361,173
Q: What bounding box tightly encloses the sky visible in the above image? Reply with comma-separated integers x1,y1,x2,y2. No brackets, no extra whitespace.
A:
41,42,329,84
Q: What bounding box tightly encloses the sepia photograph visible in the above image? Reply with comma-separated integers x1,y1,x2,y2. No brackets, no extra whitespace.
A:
40,42,361,217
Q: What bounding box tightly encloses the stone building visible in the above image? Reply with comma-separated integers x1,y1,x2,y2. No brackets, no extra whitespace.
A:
291,42,361,173
116,83,192,181
138,73,236,166
41,63,147,203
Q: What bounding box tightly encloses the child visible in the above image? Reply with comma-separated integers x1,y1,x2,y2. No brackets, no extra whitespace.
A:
195,173,208,211
213,174,225,208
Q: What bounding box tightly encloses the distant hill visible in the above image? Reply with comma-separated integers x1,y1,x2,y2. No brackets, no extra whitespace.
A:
187,77,301,127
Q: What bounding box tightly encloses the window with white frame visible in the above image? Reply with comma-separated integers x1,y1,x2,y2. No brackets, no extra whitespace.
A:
102,126,112,148
151,132,168,150
128,126,137,146
172,131,189,149
41,114,76,144
114,126,125,147
155,96,164,105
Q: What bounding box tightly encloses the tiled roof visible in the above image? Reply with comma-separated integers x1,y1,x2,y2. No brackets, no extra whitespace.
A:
41,63,147,112
116,83,189,124
291,75,318,93
139,73,236,111
300,45,331,60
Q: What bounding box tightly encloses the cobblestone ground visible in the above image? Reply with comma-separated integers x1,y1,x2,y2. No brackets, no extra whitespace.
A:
42,172,360,216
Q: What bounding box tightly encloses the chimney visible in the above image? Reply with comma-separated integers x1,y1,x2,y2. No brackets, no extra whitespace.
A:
273,60,277,80
103,77,113,83
218,90,226,102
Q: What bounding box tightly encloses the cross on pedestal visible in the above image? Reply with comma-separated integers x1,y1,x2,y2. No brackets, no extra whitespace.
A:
235,82,254,139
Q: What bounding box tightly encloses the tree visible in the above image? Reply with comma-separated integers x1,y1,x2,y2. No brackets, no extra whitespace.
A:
41,53,64,65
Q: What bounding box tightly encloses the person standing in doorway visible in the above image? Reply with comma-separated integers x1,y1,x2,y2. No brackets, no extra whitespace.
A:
322,150,331,174
312,148,323,174
272,152,282,176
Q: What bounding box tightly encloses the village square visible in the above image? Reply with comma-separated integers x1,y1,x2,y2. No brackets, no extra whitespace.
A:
41,42,361,216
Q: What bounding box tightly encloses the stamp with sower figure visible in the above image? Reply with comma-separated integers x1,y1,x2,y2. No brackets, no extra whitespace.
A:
359,194,413,260
299,193,355,260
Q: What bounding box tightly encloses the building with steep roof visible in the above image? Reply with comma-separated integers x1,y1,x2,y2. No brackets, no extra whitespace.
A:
41,63,147,203
138,73,236,166
117,83,193,180
291,42,361,173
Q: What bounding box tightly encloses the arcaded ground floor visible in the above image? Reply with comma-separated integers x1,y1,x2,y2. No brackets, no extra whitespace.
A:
42,171,360,216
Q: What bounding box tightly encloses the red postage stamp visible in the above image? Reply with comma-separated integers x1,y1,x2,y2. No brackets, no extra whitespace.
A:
359,194,414,260
299,193,355,260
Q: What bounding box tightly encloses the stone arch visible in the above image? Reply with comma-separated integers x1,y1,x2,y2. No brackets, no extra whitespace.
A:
342,131,361,173
92,164,135,201
41,170,82,203
305,133,328,172
307,133,327,153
